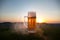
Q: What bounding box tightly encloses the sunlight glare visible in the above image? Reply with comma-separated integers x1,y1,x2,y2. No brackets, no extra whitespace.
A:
37,18,45,23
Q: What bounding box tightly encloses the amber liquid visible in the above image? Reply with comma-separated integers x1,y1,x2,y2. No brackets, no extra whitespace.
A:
28,17,36,31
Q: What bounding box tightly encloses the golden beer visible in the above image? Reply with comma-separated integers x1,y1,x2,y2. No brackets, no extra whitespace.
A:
28,12,36,32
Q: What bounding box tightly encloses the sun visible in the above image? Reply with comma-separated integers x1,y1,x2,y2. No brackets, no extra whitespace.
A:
37,18,45,23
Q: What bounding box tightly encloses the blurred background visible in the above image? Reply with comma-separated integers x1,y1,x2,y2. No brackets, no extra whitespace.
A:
0,0,60,40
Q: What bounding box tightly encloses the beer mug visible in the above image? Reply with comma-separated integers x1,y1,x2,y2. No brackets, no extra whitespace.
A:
24,12,36,33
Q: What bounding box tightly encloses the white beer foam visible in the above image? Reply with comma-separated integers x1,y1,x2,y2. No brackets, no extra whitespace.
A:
28,12,36,17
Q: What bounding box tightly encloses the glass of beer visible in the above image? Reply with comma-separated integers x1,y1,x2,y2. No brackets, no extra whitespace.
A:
24,12,36,33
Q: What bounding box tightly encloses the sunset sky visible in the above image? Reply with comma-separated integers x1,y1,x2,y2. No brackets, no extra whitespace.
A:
0,0,60,23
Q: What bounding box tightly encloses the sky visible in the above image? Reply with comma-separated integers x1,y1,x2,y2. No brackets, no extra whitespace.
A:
0,0,60,23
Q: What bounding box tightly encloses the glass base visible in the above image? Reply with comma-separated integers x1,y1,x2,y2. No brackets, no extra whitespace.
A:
28,30,36,33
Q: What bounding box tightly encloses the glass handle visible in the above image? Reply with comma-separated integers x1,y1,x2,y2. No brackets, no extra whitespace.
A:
24,16,28,28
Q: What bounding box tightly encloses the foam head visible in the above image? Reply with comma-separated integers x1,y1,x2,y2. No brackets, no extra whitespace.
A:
28,12,36,17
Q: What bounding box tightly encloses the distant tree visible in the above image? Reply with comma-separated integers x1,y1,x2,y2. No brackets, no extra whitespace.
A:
0,22,13,31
